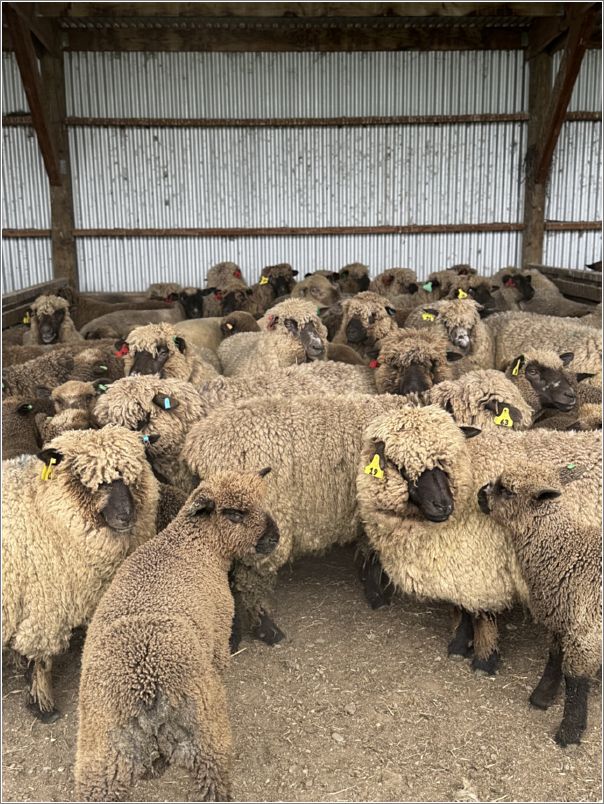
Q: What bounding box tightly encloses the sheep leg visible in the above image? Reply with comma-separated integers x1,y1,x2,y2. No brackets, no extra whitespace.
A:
25,658,60,723
75,716,135,801
228,572,243,654
471,613,501,675
188,677,233,801
555,676,590,747
231,562,285,645
448,607,474,658
360,550,393,610
530,641,563,710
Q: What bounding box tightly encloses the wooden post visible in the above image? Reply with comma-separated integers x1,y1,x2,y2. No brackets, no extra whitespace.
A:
522,52,552,267
40,45,79,289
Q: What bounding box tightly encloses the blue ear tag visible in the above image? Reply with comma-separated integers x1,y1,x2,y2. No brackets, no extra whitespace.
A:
142,434,150,445
164,398,171,410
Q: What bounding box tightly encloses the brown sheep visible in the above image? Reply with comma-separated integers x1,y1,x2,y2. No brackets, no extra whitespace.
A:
22,295,82,345
332,291,399,362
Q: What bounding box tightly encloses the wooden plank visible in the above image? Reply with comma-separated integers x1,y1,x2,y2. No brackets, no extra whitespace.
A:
535,7,600,184
36,3,566,19
3,5,61,185
524,3,598,60
5,2,57,53
39,48,79,290
521,51,552,266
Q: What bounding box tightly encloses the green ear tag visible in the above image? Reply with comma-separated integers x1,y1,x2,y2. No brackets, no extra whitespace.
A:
566,462,576,470
422,281,433,292
98,384,108,393
364,453,384,479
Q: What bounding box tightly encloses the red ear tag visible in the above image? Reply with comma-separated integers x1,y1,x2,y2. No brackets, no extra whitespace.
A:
266,314,276,329
504,278,516,288
214,290,223,301
115,344,129,357
369,359,380,369
234,269,241,278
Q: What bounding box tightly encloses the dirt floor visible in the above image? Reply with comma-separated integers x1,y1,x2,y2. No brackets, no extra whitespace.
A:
2,545,602,803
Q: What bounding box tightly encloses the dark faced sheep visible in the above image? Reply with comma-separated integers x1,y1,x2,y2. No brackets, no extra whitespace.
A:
23,295,82,345
332,291,399,362
337,262,370,294
220,311,260,338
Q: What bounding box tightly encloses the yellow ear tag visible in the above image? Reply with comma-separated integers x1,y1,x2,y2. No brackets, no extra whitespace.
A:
457,289,468,299
422,312,436,321
493,407,514,428
364,453,384,479
259,276,269,285
511,358,522,376
22,312,31,325
41,457,57,481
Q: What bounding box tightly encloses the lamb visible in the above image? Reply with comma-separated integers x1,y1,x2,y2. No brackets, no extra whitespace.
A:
218,299,328,376
355,405,601,673
174,317,227,355
478,465,601,746
291,273,341,309
147,282,182,300
74,469,279,802
336,262,370,295
332,291,399,362
427,370,534,431
35,408,94,442
405,298,495,372
22,295,83,345
94,376,205,490
122,322,219,385
179,287,220,319
205,261,246,289
80,306,186,340
51,378,111,414
183,393,413,644
219,281,264,318
2,396,54,460
220,311,260,337
535,402,602,432
56,287,172,329
195,361,378,418
369,268,419,298
255,262,298,307
2,426,158,720
492,268,593,318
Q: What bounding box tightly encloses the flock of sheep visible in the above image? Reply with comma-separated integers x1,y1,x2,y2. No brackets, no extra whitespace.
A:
1,259,602,802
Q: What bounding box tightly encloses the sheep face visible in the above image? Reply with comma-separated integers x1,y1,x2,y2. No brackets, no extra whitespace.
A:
339,293,397,351
478,470,561,518
51,380,107,414
261,264,298,297
221,286,255,315
338,264,370,294
123,326,187,379
179,288,214,319
293,275,341,308
220,311,259,337
509,353,577,412
374,330,460,396
186,469,280,559
500,273,535,301
284,318,325,360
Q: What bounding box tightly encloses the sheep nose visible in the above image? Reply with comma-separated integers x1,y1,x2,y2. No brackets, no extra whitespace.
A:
563,389,576,403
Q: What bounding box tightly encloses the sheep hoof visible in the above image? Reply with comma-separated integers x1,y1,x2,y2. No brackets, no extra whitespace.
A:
447,638,473,658
26,697,60,723
529,688,556,710
253,611,285,645
471,652,500,676
555,724,581,748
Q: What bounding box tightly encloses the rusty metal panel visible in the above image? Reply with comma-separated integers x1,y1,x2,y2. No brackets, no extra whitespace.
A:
2,127,51,228
2,238,53,294
75,233,522,292
65,51,527,118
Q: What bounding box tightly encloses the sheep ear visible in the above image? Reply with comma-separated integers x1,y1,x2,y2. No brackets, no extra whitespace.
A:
92,362,110,376
446,351,464,362
491,284,500,291
484,400,523,427
291,270,299,277
304,272,313,278
245,287,254,296
534,488,561,502
385,306,396,317
190,496,215,516
202,287,217,296
559,352,574,366
431,279,440,289
37,447,63,465
340,269,349,278
141,433,161,447
283,318,298,335
460,425,481,439
576,372,595,382
93,379,112,394
173,336,186,353
152,393,179,411
258,467,272,478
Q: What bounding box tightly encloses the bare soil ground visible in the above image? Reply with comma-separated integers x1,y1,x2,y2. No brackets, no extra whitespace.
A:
2,545,601,803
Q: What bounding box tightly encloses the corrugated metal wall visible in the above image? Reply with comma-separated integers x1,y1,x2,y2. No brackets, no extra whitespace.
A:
2,49,601,292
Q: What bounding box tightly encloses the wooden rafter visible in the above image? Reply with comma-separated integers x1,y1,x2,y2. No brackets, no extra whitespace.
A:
526,2,599,60
535,6,600,183
3,5,61,185
5,2,57,53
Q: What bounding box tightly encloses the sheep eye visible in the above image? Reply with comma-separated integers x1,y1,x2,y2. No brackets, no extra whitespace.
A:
526,366,537,374
223,508,246,523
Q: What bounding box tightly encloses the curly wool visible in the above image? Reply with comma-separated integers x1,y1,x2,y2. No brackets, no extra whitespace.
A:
124,322,218,385
206,261,246,289
427,370,534,431
147,282,181,300
2,396,53,459
338,262,369,295
94,375,204,489
373,328,459,395
291,274,341,309
370,268,418,298
36,408,93,443
332,291,399,359
23,295,83,345
51,380,100,413
257,297,326,334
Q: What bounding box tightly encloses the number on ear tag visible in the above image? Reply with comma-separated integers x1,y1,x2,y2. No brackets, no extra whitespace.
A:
493,407,514,428
364,453,384,479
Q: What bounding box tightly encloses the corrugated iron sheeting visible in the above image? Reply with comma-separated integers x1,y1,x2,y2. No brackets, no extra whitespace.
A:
2,239,53,293
553,49,602,113
2,53,29,113
69,124,526,229
544,231,602,271
66,51,527,118
2,128,52,228
75,233,523,292
547,121,602,222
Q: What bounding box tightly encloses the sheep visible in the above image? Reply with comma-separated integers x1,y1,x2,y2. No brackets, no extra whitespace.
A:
426,370,534,431
2,338,118,367
147,282,182,300
372,328,464,396
155,482,189,533
337,262,370,295
174,317,227,355
326,342,368,365
51,378,112,414
56,287,173,330
2,347,123,399
22,295,83,345
121,322,219,385
369,268,419,299
94,376,204,490
74,469,278,802
80,306,186,340
485,311,602,380
355,405,601,673
433,273,499,317
219,281,264,318
492,268,593,318
478,464,601,746
2,396,54,460
35,408,94,442
2,426,158,720
183,393,413,645
534,402,602,433
332,291,399,362
291,273,341,309
205,260,246,289
220,311,260,337
218,299,328,377
405,298,495,372
195,361,378,418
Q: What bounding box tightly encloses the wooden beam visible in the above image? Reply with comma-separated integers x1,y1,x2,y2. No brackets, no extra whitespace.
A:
39,48,79,290
521,51,552,267
535,7,600,183
6,2,57,53
525,3,598,59
3,5,61,185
